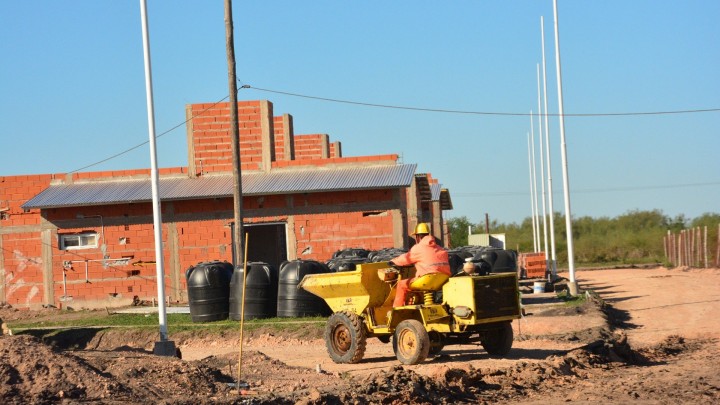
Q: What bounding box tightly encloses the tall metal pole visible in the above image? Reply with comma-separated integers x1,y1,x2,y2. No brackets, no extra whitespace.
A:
536,63,549,258
225,0,245,267
526,133,537,251
529,115,540,252
541,16,558,280
552,0,577,294
140,0,174,355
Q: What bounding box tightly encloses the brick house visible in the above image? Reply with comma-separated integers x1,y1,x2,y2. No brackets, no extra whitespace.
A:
0,100,452,309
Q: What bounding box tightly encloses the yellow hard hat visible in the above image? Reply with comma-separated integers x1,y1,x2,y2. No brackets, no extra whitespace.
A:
412,223,431,236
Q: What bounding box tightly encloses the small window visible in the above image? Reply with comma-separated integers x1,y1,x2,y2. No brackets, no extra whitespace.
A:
59,232,98,250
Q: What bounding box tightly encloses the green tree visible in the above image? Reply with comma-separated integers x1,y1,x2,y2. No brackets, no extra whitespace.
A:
447,216,473,248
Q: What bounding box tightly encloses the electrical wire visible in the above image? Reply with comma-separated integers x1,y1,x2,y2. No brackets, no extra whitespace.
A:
65,81,717,174
453,180,720,197
246,85,720,117
67,87,249,174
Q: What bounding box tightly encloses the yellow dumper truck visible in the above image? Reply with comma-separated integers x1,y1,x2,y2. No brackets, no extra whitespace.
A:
298,261,521,365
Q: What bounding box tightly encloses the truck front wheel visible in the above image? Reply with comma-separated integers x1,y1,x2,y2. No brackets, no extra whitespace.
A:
480,321,514,356
393,319,430,365
325,311,367,364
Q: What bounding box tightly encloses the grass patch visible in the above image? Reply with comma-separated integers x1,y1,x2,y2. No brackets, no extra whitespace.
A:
7,311,326,335
555,290,588,307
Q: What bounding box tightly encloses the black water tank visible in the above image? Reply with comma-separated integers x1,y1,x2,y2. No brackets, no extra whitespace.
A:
277,260,332,317
229,262,278,320
474,248,518,273
186,261,234,323
447,252,465,274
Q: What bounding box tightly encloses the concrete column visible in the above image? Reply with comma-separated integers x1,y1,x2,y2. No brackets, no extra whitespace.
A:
391,208,406,249
282,114,295,161
431,200,443,246
185,104,197,177
40,226,54,306
166,221,181,302
286,216,297,260
0,233,5,303
260,100,275,172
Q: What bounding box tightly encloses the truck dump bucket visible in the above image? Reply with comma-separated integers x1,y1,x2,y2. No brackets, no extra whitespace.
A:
298,262,392,314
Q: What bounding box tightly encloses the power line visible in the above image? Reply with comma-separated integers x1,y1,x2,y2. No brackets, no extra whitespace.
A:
67,89,249,174
453,180,720,197
247,85,720,117
65,82,718,174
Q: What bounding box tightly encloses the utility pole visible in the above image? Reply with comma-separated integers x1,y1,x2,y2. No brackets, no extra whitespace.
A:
553,0,578,295
225,0,244,267
140,0,175,357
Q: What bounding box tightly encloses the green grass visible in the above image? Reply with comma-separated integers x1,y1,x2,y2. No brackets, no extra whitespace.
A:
555,290,588,307
7,312,326,334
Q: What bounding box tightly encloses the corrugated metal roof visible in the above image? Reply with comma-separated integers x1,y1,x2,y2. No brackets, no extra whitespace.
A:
431,183,441,201
430,183,453,210
22,163,418,210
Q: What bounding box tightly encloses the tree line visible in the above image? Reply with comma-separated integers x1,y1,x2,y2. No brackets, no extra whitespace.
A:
447,210,720,268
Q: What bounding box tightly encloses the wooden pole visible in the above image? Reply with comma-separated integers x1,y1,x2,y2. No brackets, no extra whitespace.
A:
670,232,676,266
225,0,245,268
704,226,708,268
697,227,702,267
680,230,685,267
716,224,720,267
685,229,692,267
236,233,249,391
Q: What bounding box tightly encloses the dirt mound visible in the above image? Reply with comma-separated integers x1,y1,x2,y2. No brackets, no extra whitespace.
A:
0,334,242,404
0,335,122,404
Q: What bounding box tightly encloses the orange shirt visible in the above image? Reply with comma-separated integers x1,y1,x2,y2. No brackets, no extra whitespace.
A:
392,235,451,278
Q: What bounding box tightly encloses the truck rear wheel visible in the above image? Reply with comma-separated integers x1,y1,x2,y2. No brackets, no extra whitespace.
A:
428,331,445,356
480,321,513,356
325,311,367,364
393,319,430,365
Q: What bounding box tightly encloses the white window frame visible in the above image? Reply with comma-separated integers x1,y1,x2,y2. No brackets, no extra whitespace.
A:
59,232,98,250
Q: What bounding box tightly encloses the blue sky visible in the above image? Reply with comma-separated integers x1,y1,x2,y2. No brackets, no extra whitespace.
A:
1,1,718,225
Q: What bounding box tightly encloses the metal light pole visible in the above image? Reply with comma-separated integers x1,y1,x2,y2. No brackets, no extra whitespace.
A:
139,0,175,355
541,16,558,281
536,63,549,259
552,0,578,294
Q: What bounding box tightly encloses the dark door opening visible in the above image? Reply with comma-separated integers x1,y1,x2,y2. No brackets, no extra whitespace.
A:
243,223,288,271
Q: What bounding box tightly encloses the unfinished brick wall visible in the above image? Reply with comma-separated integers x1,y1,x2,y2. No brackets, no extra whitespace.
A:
0,174,58,307
329,141,342,158
273,114,295,161
294,134,329,160
292,189,397,260
186,100,274,175
271,154,399,170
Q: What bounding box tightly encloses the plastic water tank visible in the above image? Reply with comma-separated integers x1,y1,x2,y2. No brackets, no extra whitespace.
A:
229,262,278,320
186,261,234,323
277,260,332,317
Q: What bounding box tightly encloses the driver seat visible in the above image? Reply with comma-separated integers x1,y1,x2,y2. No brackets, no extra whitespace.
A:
408,273,450,305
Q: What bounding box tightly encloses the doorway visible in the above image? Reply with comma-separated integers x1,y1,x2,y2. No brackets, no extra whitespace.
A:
242,223,288,271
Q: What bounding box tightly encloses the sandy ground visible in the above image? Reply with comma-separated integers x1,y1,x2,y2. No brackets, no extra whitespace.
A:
574,266,720,346
1,266,719,404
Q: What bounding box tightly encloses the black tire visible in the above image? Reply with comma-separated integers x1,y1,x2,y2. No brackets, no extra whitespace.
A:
480,321,514,356
324,311,367,364
393,319,430,365
377,335,391,344
428,331,445,356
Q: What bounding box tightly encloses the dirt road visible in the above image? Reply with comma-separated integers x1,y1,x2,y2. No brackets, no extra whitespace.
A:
2,266,719,404
574,266,720,346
